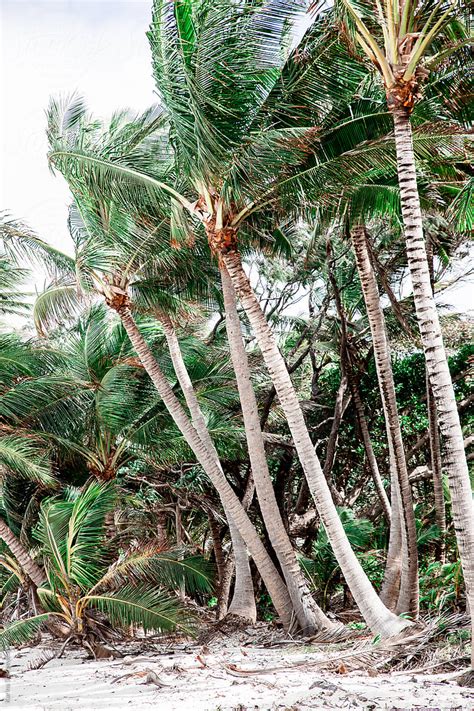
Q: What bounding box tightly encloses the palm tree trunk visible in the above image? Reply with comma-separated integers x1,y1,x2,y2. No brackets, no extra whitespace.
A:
348,369,392,523
222,249,409,638
392,109,474,656
221,265,335,634
160,316,256,622
0,518,45,588
351,225,418,618
427,372,446,562
113,303,292,627
208,512,227,610
322,372,350,482
216,474,256,620
425,235,446,562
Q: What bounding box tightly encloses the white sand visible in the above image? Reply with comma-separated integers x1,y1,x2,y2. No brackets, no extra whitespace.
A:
1,642,473,710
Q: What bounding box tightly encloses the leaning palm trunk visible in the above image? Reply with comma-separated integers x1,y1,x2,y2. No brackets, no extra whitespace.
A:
351,225,419,618
0,519,45,588
108,298,293,627
221,265,335,634
222,249,409,638
160,316,256,622
392,109,474,651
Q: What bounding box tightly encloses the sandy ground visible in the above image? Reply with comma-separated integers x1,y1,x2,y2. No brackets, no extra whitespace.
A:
1,639,473,710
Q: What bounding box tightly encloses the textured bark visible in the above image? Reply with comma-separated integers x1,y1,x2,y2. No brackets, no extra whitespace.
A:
208,513,226,589
349,373,392,523
116,306,292,626
221,265,335,634
392,109,474,659
351,225,419,619
222,249,410,638
427,371,446,562
327,240,399,608
217,558,234,620
322,374,350,482
425,237,446,562
161,317,256,622
0,518,45,587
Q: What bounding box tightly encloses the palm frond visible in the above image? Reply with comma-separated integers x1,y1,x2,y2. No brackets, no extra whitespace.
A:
0,614,56,649
0,435,54,486
86,584,194,634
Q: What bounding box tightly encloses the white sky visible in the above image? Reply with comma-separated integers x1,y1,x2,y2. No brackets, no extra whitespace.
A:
0,0,472,315
1,0,155,256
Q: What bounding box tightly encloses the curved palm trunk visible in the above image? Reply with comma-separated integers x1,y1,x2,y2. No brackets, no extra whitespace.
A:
392,109,474,656
221,266,335,634
0,518,45,588
114,304,292,627
161,317,256,622
351,225,419,618
222,250,409,638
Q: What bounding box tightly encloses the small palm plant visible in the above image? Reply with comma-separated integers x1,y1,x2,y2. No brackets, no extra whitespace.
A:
0,481,213,657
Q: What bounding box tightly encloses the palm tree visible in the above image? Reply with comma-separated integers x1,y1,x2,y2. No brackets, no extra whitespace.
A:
0,482,212,655
17,103,295,627
334,0,474,656
350,225,418,617
221,266,334,634
0,519,45,589
48,2,426,636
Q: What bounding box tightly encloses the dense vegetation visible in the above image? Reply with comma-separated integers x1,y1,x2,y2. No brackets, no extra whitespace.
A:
0,0,472,670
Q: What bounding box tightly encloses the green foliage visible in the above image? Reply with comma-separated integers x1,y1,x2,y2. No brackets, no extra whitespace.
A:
0,482,213,649
301,508,375,608
419,560,464,615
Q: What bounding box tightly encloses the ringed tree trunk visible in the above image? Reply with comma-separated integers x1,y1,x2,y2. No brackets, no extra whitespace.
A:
391,106,474,662
221,265,336,635
328,239,400,609
0,518,45,588
351,225,419,619
425,235,446,562
427,371,446,562
322,371,350,483
347,369,392,524
108,298,292,628
220,246,410,638
160,316,256,622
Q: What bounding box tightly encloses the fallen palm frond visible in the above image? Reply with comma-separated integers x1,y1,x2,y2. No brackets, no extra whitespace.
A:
292,612,471,675
195,613,471,677
27,649,57,671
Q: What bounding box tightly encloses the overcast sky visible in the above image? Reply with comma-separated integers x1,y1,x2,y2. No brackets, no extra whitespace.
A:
1,0,471,314
1,0,155,257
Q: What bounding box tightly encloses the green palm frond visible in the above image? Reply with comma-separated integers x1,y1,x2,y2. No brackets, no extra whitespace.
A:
0,614,56,650
0,213,75,276
0,374,94,437
147,0,307,178
34,281,86,336
35,482,116,590
93,546,213,595
0,435,54,486
446,177,474,232
64,482,115,587
86,584,193,634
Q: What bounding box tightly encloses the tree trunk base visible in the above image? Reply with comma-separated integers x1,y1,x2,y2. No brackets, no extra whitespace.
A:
457,669,474,687
198,613,256,644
